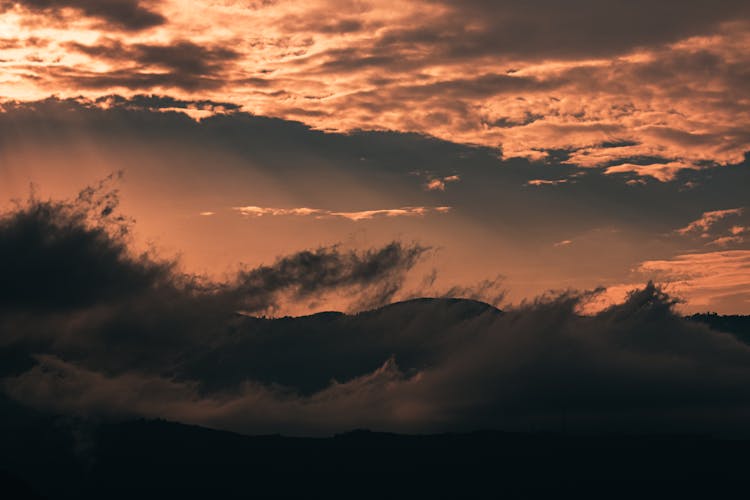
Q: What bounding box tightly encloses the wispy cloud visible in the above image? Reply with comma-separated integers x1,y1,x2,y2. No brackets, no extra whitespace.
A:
604,162,699,182
526,179,568,187
707,236,744,247
586,250,750,314
677,208,744,235
233,205,451,221
636,250,750,310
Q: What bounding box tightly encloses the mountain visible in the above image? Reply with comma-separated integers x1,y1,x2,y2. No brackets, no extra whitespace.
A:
687,313,750,343
5,300,750,498
187,297,502,394
2,414,750,499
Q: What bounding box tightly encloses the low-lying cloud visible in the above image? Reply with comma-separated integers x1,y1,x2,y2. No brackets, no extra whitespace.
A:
2,187,750,436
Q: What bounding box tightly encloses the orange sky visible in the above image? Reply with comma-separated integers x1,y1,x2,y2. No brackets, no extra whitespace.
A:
1,0,749,313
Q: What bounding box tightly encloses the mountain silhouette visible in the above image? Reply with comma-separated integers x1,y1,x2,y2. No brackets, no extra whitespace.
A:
189,297,502,395
687,313,750,343
3,301,750,498
2,410,750,499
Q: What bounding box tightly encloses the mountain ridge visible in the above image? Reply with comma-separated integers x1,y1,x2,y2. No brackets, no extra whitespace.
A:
3,415,750,499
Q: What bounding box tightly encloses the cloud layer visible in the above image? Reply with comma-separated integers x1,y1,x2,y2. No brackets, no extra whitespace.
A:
1,1,749,179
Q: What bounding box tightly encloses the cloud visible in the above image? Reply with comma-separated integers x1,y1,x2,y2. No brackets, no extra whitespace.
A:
604,162,699,182
4,0,166,31
526,179,568,186
0,184,428,321
410,0,750,59
433,276,506,307
0,96,749,313
97,94,241,112
0,177,173,312
677,208,744,235
6,280,750,436
232,241,429,313
2,1,749,178
233,205,451,221
424,174,460,191
635,251,750,311
674,208,748,249
593,249,750,313
233,206,320,217
708,236,744,247
425,179,443,191
55,39,240,90
3,191,750,436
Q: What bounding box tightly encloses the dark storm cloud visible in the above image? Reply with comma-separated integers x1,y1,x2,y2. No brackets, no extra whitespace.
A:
0,184,426,315
95,94,242,112
234,242,427,313
4,0,166,31
412,0,750,60
0,179,172,312
290,0,750,79
280,15,366,35
127,41,239,76
350,72,561,101
58,39,240,90
46,67,227,91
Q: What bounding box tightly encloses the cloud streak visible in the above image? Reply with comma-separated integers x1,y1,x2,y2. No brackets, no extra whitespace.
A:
677,208,744,235
605,162,700,182
233,205,451,221
526,179,568,187
636,251,750,310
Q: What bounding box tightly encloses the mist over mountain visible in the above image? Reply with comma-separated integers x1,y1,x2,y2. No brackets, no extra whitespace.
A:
1,187,750,440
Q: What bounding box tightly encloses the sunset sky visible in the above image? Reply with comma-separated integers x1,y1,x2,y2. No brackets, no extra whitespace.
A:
1,0,749,313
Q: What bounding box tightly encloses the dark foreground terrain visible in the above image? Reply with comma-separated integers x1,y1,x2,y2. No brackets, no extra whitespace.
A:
2,311,750,498
2,399,750,499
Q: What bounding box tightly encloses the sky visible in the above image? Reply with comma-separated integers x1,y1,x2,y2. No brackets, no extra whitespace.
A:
4,0,750,440
1,0,749,313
